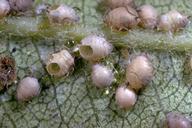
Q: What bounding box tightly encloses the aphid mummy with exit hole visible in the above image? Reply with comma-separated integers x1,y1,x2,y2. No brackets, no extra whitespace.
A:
0,0,10,18
46,50,74,77
91,64,114,88
126,54,154,91
48,4,80,24
104,6,140,31
17,77,40,102
107,0,136,9
79,35,113,61
9,0,34,12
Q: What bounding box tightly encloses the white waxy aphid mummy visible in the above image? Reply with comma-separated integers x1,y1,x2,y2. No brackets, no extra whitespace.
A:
17,77,40,101
48,4,79,24
0,0,10,18
107,0,135,9
79,35,113,61
115,85,137,109
91,64,114,88
126,55,153,91
46,50,74,77
9,0,34,12
165,112,192,128
104,6,140,30
137,4,158,29
158,10,189,32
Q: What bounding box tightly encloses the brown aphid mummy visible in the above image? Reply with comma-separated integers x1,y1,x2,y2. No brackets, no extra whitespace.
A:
158,10,189,32
126,54,154,91
115,85,137,109
104,6,140,31
137,4,158,29
107,0,136,9
9,0,34,12
79,35,113,61
0,0,10,18
17,77,40,102
0,55,16,90
46,50,74,77
48,4,80,24
165,112,192,128
91,64,114,88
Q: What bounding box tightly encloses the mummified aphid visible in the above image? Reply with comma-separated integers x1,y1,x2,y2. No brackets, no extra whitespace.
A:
48,4,79,24
107,0,136,9
79,35,113,61
115,85,137,109
165,112,192,128
104,6,140,31
0,0,10,18
137,4,158,29
0,55,16,90
9,0,34,12
46,50,74,77
91,64,114,88
17,77,40,101
126,54,153,91
158,10,189,32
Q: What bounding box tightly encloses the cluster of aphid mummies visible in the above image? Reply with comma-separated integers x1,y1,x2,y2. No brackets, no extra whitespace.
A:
105,0,189,32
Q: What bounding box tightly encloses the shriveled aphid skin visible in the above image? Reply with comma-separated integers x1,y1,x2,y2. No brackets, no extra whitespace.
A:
126,54,154,91
107,0,136,9
91,64,114,88
104,6,140,31
17,77,40,102
46,50,74,77
0,55,16,90
137,4,158,29
165,112,192,128
115,85,137,109
9,0,34,12
79,35,113,61
0,0,10,18
158,10,189,32
48,4,80,24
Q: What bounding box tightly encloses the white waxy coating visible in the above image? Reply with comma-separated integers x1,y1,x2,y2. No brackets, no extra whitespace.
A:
0,0,10,18
48,4,79,24
46,50,74,77
91,64,114,88
9,0,34,12
79,35,113,61
115,85,137,109
17,77,40,101
107,0,135,9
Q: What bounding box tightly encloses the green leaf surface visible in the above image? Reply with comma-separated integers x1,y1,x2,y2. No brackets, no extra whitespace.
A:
0,0,192,128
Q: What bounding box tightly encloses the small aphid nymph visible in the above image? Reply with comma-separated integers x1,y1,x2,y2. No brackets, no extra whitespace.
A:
91,64,114,88
9,0,34,12
137,4,158,29
17,77,40,101
79,35,113,61
46,50,74,77
48,4,79,24
165,112,192,128
104,6,140,31
115,85,137,109
126,54,154,91
107,0,135,9
0,0,10,18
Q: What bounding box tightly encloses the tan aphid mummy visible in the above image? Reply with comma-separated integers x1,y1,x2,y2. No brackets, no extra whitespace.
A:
165,112,192,128
115,85,137,109
107,0,136,9
158,10,189,32
0,0,10,18
48,4,79,24
9,0,34,12
79,35,113,61
91,64,114,88
126,55,153,91
17,77,40,101
104,6,140,31
137,4,158,29
46,50,74,77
